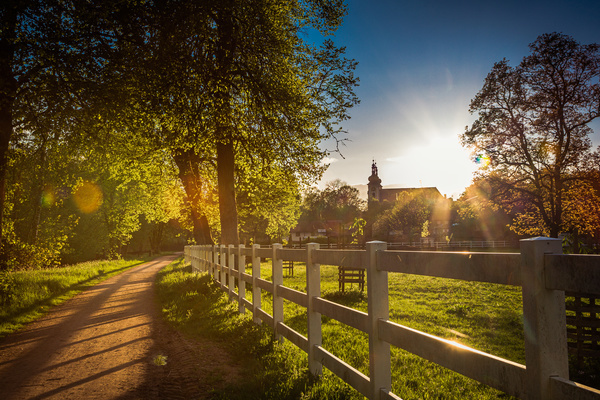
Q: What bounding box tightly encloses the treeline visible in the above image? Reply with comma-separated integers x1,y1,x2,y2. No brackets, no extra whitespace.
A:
0,0,359,269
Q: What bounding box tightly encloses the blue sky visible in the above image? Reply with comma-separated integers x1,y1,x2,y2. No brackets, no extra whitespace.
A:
316,0,600,198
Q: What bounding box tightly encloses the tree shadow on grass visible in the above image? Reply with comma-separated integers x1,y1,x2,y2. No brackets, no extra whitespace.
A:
322,290,366,309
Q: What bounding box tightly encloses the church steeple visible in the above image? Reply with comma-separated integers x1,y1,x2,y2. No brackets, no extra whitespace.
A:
367,160,382,206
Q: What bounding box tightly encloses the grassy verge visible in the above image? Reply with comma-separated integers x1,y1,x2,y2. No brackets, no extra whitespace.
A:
156,258,532,399
0,256,150,338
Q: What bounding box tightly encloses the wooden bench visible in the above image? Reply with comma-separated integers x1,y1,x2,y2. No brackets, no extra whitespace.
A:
283,260,294,277
338,266,364,292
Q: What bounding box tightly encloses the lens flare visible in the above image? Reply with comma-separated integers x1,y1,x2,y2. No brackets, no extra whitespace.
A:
41,186,55,207
73,181,103,214
474,154,491,168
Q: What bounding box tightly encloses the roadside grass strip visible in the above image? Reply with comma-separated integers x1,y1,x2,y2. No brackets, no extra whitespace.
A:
0,257,150,338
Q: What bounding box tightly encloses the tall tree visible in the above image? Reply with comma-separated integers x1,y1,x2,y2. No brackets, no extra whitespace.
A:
0,0,125,262
462,33,600,237
128,0,358,245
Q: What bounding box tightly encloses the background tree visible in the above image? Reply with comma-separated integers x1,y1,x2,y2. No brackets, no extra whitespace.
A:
299,180,364,224
450,180,517,242
462,32,600,238
0,0,123,250
297,180,365,242
203,0,358,245
236,165,301,244
372,192,433,242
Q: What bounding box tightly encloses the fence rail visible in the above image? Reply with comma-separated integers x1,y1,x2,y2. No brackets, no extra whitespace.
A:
184,238,600,400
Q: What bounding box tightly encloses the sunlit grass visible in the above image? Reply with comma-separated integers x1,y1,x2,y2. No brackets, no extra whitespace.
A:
251,261,522,399
158,258,526,399
0,257,149,338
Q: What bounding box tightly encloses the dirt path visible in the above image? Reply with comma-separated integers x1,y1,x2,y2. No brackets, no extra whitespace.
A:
0,254,240,399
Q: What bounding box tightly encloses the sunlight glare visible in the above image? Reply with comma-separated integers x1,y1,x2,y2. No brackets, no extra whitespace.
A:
383,136,478,198
73,181,103,214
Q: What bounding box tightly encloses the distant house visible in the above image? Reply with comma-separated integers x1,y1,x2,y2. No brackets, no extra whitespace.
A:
367,161,451,242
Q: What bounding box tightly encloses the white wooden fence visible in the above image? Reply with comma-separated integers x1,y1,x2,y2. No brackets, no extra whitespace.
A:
184,237,600,400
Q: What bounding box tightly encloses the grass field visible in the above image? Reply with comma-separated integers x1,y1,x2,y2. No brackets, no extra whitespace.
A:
158,257,529,399
0,257,149,338
256,260,523,399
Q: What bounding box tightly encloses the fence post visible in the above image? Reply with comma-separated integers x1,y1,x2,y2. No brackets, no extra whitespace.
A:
228,244,235,300
306,242,322,376
520,237,568,400
252,244,262,324
272,243,284,341
238,245,246,314
366,241,390,400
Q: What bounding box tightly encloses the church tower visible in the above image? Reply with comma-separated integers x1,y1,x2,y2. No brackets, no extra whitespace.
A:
367,160,382,208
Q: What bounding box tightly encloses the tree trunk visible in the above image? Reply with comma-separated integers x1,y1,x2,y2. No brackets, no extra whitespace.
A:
216,138,239,245
172,149,214,245
212,3,239,246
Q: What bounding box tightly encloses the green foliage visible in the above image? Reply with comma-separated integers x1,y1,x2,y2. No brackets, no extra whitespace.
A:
372,191,433,242
302,180,365,223
2,0,359,265
237,165,302,243
350,217,366,244
297,180,365,243
450,180,517,242
0,257,147,338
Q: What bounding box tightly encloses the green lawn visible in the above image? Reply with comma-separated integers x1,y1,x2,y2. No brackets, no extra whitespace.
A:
159,257,527,399
251,261,522,399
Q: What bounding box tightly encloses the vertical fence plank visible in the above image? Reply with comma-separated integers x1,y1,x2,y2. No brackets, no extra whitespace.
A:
228,244,235,301
252,244,262,325
219,245,226,288
306,242,322,376
238,245,246,313
215,244,225,289
367,241,391,400
210,245,216,277
273,243,284,341
520,237,568,400
197,246,204,272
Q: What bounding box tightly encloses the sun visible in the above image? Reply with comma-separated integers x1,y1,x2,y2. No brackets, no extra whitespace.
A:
383,136,478,198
